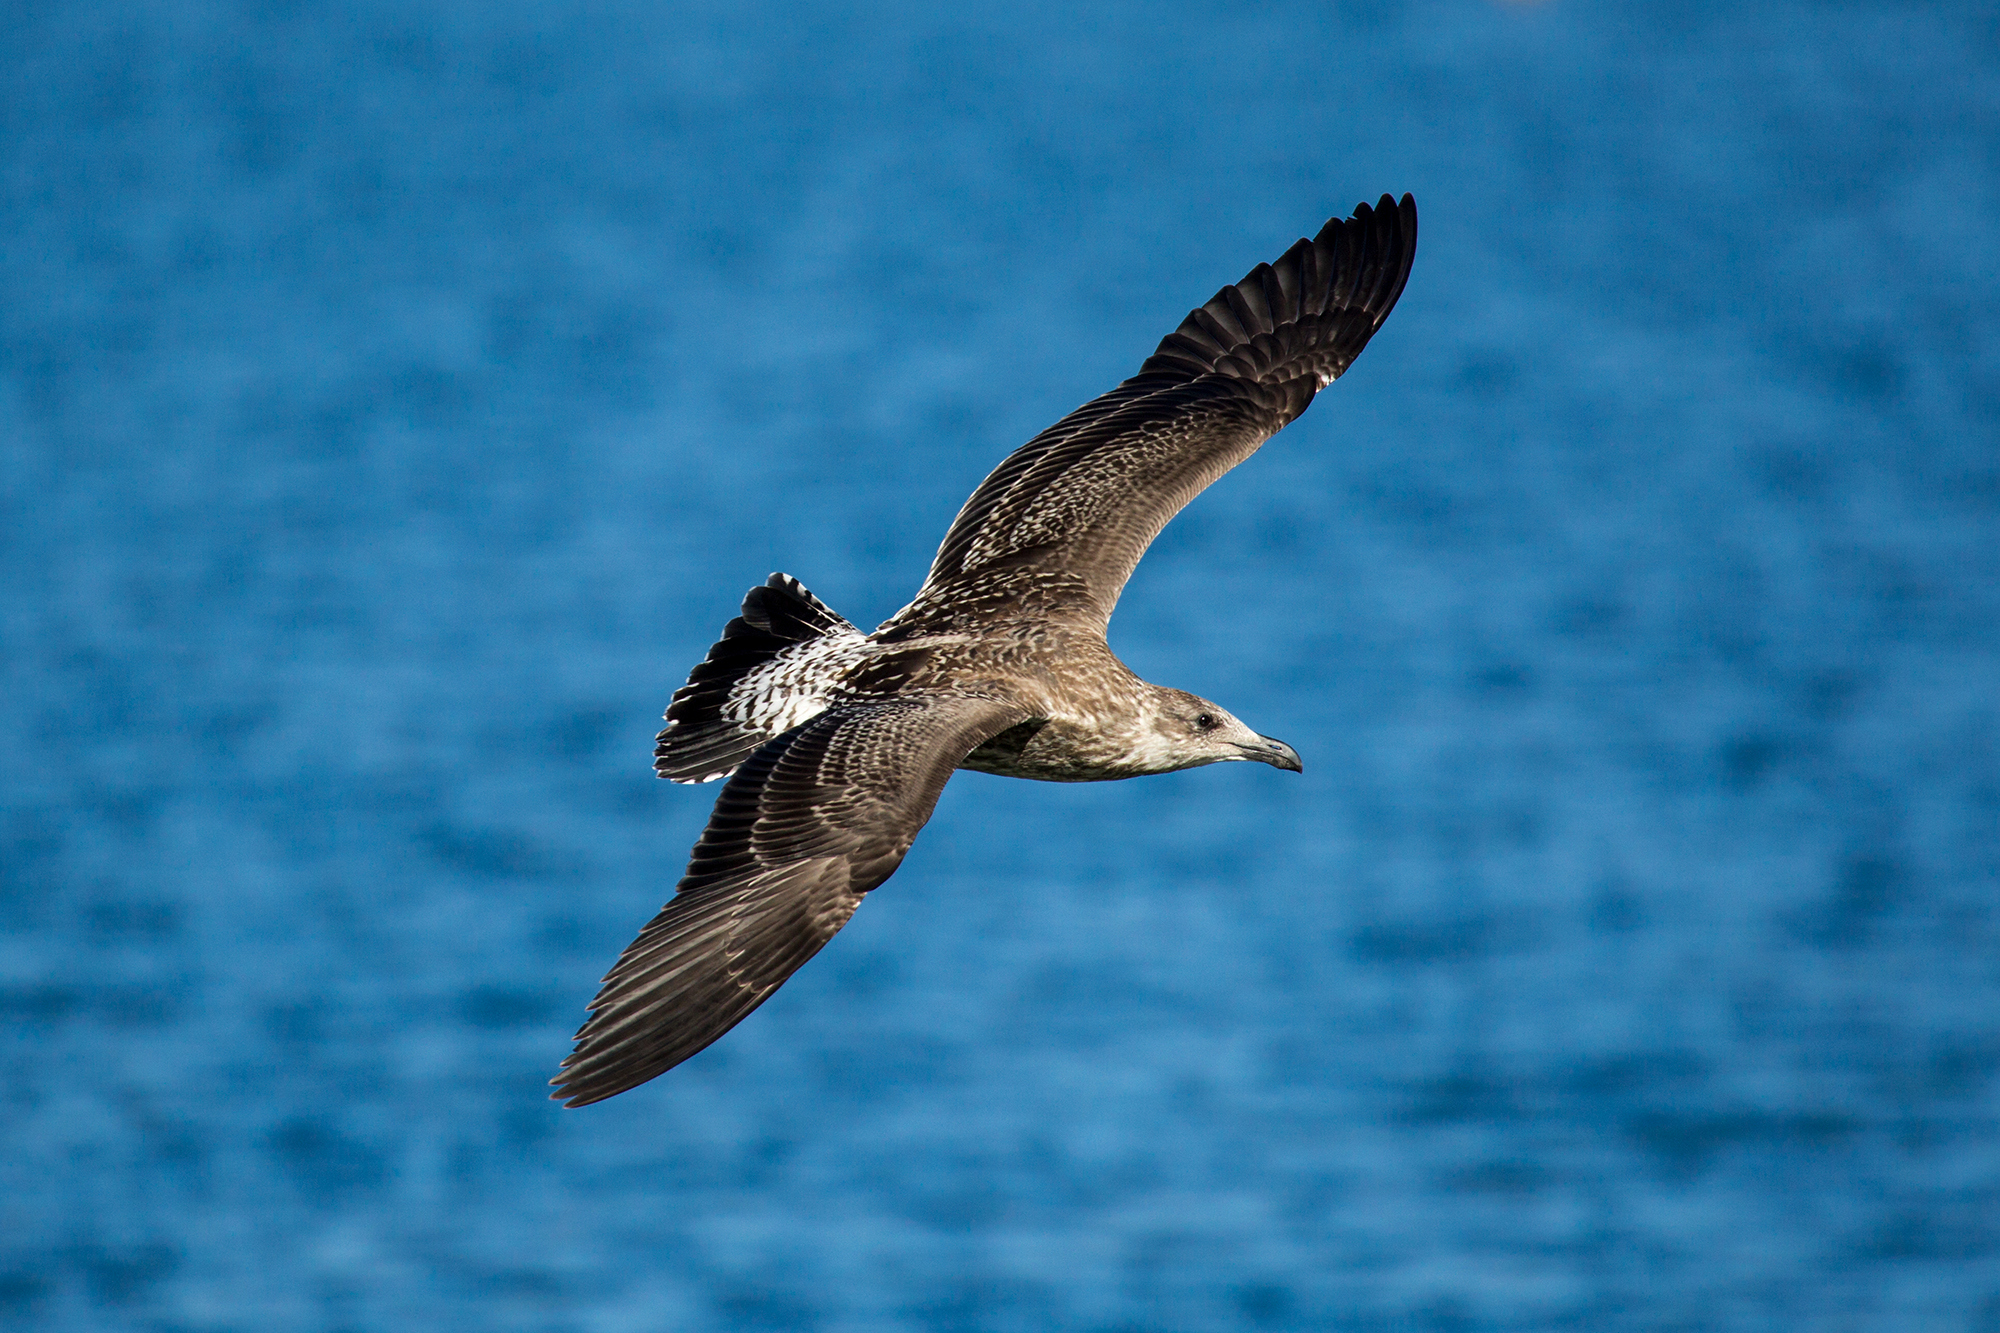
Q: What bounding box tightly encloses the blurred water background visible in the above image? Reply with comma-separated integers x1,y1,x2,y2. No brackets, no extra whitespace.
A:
5,0,1999,1328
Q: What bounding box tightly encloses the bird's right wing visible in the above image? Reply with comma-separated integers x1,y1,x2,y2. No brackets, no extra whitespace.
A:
900,194,1416,636
553,693,1028,1106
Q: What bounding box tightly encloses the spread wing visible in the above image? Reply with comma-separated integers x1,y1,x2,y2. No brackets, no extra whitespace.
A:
552,694,1027,1106
903,194,1416,634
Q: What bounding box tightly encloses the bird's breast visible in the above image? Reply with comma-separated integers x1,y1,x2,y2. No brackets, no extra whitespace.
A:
957,717,1142,782
844,628,1142,780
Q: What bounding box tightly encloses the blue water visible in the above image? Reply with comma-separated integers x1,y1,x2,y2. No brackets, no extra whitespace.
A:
5,1,1998,1328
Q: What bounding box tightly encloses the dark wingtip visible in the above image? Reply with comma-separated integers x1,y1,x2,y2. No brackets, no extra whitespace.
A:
549,1068,616,1108
1136,191,1419,390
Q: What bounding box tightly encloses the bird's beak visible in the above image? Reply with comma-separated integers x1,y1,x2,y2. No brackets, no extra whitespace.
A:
1240,735,1303,773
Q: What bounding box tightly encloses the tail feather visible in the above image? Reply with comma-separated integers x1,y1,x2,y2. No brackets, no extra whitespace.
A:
654,575,861,783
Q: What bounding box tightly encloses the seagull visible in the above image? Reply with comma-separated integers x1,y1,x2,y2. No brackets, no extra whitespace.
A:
553,195,1418,1105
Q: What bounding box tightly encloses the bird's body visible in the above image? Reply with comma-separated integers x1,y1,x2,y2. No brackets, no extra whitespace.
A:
553,195,1418,1106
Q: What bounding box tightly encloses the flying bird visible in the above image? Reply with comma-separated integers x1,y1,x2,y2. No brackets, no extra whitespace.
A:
553,194,1418,1105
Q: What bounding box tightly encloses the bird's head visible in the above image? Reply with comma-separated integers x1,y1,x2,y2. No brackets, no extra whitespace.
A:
1137,687,1302,775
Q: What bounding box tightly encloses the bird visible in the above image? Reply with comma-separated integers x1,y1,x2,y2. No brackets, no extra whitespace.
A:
552,194,1418,1106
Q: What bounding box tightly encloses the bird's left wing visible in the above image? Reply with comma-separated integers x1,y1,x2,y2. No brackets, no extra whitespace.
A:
900,194,1416,635
552,693,1028,1106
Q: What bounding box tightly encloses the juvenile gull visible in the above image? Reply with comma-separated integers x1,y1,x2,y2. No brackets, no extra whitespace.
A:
553,195,1418,1106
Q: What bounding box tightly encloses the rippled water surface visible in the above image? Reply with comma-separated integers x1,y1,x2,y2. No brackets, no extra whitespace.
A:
5,1,1999,1328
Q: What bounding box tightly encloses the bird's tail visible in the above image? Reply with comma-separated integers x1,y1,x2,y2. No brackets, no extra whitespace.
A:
652,574,863,783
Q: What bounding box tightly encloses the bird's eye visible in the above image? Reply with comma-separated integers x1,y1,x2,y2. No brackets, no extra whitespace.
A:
1195,712,1218,730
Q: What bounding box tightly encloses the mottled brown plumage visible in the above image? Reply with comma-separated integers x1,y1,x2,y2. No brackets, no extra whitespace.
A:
553,194,1417,1106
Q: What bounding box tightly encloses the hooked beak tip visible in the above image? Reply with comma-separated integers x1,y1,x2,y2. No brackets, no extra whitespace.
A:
1251,735,1303,774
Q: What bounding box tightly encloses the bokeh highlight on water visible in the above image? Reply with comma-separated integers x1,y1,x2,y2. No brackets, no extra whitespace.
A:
5,1,1998,1328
